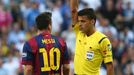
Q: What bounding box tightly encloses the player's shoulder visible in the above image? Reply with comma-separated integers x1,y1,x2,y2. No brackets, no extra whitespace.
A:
26,36,38,47
22,36,37,52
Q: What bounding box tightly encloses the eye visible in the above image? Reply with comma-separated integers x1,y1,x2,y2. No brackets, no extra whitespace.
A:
80,20,86,23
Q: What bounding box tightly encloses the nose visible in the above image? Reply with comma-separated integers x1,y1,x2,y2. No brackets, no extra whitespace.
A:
79,22,82,27
79,24,83,30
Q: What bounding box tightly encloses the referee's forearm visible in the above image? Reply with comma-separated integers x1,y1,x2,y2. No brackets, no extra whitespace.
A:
70,0,78,25
107,68,114,75
70,0,78,11
106,62,114,75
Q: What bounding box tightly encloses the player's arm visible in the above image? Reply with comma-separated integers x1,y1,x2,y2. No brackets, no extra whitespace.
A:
70,0,78,27
61,39,70,75
105,62,114,75
63,64,70,75
22,42,34,75
24,65,33,75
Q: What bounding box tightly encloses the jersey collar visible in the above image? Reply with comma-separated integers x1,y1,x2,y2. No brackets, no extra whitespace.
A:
41,31,51,36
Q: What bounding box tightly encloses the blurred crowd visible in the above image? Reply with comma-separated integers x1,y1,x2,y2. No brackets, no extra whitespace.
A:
0,0,133,75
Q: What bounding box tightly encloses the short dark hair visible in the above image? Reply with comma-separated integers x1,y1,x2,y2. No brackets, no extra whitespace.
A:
78,8,96,20
35,12,52,30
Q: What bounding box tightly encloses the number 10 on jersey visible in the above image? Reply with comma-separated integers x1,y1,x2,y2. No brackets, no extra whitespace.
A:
39,47,61,71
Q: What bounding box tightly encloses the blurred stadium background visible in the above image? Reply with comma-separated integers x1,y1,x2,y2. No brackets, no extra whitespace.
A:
0,0,133,75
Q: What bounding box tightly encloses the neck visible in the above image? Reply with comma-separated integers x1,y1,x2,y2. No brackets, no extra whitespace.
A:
37,29,51,35
86,28,96,36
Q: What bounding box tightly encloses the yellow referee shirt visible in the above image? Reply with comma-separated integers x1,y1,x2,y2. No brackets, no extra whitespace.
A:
73,24,113,75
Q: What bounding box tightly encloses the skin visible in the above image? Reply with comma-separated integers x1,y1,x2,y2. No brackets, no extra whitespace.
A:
106,62,114,75
78,16,96,36
24,24,70,75
70,0,114,75
24,65,33,75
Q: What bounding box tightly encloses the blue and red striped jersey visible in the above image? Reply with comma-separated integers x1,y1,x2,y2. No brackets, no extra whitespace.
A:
22,32,70,75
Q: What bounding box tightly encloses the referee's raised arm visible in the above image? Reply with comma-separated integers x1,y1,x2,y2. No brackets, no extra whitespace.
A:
70,0,78,27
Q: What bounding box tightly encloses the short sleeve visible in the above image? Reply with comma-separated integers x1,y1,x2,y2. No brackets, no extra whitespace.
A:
100,38,113,63
21,42,34,65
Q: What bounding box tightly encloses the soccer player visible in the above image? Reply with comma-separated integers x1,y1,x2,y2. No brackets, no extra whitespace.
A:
70,0,114,75
21,12,70,75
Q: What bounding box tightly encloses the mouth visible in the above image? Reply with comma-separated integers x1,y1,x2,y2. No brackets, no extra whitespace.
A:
79,26,82,30
79,26,84,32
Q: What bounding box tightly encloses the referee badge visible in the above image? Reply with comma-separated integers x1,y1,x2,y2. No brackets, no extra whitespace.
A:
107,44,112,51
86,51,94,60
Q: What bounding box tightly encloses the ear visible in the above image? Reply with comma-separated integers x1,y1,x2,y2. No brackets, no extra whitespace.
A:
91,19,95,25
48,24,52,30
